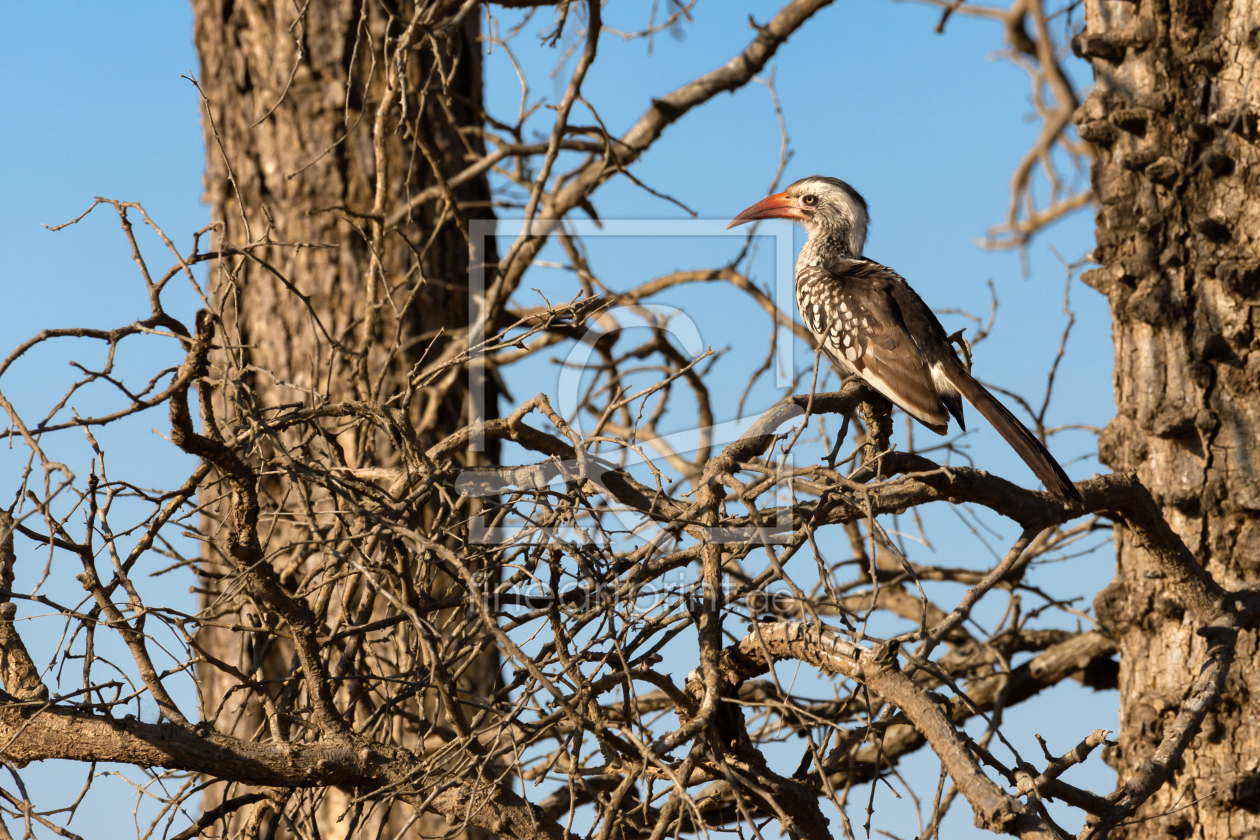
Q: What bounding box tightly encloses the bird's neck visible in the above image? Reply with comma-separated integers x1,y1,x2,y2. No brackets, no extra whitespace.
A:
798,228,858,269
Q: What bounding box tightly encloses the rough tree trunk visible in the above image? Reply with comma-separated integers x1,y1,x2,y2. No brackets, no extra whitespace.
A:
191,2,496,835
1077,1,1260,835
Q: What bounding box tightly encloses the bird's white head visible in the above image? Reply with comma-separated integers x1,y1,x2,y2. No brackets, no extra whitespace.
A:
727,175,869,257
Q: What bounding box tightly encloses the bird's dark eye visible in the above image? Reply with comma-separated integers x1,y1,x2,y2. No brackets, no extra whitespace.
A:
802,195,817,205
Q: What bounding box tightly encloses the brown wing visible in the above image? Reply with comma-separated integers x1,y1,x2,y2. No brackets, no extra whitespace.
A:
796,264,951,432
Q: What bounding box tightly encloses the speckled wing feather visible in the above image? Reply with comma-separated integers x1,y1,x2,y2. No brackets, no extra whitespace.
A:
796,262,951,433
796,258,1079,502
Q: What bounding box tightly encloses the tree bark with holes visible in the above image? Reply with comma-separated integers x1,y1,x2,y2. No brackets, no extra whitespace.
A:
1076,2,1260,835
191,2,497,834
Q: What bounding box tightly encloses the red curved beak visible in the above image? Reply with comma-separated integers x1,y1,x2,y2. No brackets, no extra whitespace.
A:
726,191,805,229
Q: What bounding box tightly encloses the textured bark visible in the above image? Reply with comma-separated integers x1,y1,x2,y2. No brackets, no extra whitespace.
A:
1077,0,1260,834
190,2,497,834
0,513,48,703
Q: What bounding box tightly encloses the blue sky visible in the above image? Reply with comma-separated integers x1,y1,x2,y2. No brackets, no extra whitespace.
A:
0,2,1117,837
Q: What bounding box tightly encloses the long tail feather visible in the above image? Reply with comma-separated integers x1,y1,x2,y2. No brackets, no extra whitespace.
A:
942,363,1081,504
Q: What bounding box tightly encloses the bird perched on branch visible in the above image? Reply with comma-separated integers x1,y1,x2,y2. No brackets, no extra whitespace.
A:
728,175,1081,504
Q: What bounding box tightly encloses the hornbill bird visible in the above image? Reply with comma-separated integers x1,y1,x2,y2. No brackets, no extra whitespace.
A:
728,175,1081,504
